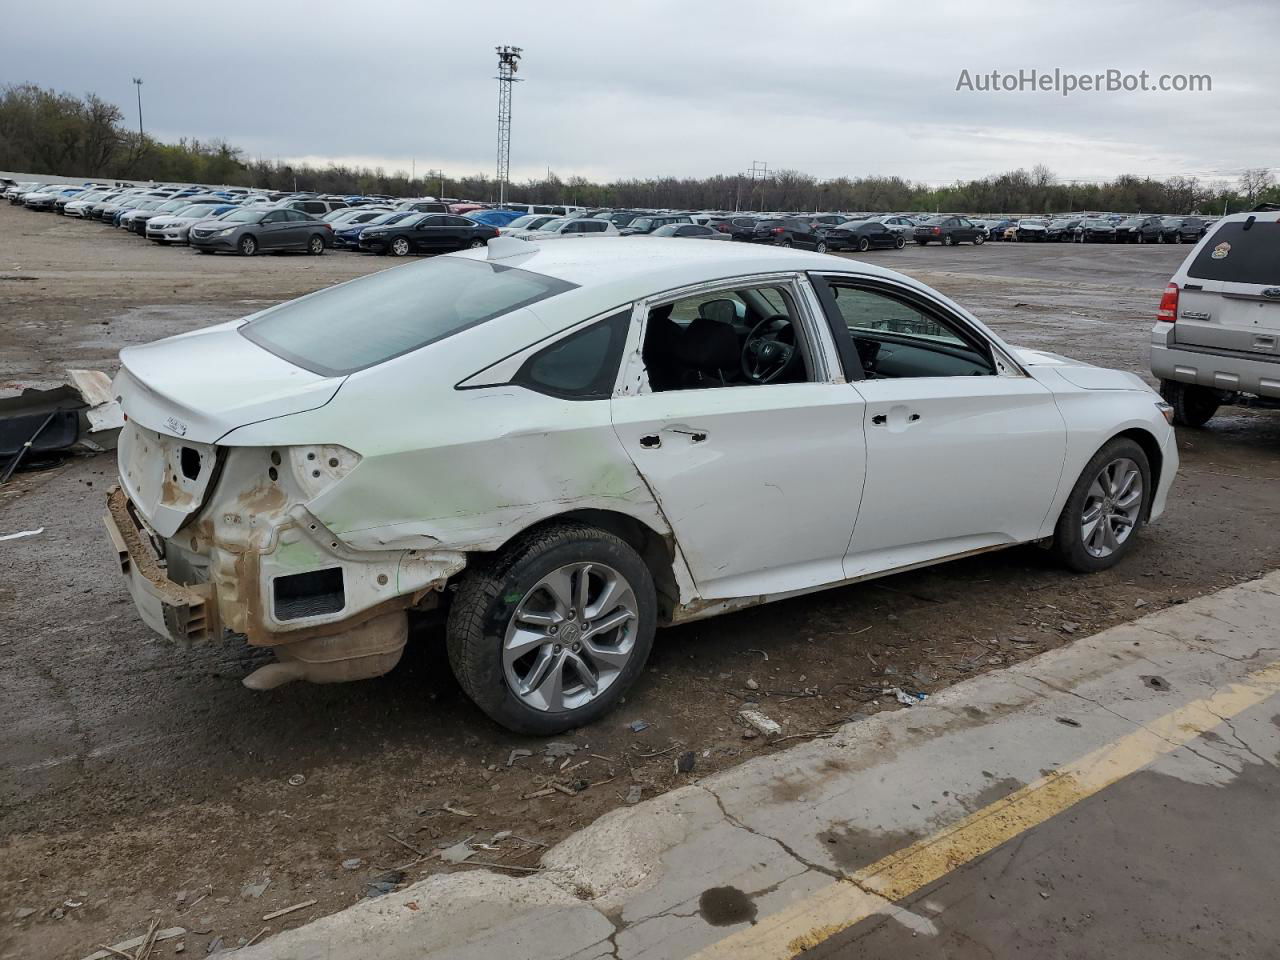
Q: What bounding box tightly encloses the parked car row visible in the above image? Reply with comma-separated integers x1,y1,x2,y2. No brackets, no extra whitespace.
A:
980,213,1213,244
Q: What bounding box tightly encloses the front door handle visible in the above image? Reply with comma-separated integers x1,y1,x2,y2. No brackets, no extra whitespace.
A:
663,425,709,442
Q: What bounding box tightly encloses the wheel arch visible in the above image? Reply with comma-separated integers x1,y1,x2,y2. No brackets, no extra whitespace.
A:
484,509,682,623
1110,426,1164,521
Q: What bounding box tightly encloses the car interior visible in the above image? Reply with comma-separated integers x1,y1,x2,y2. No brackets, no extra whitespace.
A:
641,285,813,391
828,285,996,378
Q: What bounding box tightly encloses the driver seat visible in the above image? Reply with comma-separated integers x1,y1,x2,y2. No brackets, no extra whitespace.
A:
674,316,740,388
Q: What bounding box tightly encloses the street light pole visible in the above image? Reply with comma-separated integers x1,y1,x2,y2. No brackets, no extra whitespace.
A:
132,78,144,140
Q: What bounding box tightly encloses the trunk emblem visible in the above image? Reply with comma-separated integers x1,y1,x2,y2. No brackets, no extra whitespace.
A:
163,415,189,437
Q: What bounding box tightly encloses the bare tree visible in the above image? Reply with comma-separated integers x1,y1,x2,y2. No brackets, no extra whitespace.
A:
1239,168,1275,206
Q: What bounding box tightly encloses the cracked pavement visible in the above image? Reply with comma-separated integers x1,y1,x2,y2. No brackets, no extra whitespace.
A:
236,572,1280,960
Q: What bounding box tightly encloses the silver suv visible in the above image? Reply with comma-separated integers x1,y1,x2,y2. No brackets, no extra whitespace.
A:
1151,205,1280,426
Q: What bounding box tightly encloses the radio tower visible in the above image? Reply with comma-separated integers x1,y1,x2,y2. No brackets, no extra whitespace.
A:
495,46,523,205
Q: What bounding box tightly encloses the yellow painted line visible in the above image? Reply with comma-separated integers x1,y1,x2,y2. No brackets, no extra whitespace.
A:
692,660,1280,960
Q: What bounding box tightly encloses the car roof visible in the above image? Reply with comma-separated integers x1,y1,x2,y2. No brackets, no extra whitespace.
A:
445,237,904,317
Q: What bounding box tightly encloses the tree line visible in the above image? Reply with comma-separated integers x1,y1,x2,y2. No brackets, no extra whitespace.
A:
1,83,1275,215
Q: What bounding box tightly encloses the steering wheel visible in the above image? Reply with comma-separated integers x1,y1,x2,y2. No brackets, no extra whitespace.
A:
741,314,801,384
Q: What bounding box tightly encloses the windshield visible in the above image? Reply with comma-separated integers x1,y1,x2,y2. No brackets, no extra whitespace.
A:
628,218,654,231
241,258,578,376
537,218,570,232
508,215,543,228
221,209,264,223
176,204,218,218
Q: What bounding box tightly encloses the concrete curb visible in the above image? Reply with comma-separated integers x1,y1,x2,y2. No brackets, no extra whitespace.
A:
241,571,1280,960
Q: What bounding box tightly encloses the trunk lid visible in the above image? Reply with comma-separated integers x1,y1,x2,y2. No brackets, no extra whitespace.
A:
115,319,343,444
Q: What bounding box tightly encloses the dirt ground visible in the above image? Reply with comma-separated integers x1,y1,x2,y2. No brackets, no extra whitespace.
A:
2,205,1278,959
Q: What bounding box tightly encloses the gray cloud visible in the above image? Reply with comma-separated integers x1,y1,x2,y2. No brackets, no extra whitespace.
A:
3,0,1275,185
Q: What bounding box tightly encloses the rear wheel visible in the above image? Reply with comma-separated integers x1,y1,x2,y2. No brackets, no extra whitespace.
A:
1160,380,1221,427
856,237,870,252
780,238,793,248
447,523,657,735
815,240,828,254
468,238,485,248
237,235,257,257
1052,437,1151,573
308,234,325,255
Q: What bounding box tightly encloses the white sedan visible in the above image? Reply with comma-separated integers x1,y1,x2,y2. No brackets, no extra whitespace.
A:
523,217,620,240
106,238,1177,734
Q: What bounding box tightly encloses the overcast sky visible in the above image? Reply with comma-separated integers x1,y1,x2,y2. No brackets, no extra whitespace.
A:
4,0,1276,187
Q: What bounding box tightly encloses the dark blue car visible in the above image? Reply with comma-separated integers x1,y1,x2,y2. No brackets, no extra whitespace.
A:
465,209,525,228
332,210,418,248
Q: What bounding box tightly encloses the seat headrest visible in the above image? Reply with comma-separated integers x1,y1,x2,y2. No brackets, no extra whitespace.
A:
675,317,740,371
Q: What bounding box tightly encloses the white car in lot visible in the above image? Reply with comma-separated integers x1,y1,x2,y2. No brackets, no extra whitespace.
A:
105,238,1177,733
146,202,237,244
522,217,620,240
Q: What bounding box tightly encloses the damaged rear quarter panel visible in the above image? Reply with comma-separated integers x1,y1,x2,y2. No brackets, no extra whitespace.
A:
218,315,677,561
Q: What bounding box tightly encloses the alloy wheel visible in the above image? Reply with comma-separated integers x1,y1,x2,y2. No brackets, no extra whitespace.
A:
1080,457,1143,558
391,237,409,256
502,562,639,712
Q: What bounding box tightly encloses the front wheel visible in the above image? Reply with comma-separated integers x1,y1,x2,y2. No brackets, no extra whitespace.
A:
779,238,793,248
815,240,828,253
894,236,905,249
1160,379,1220,427
237,235,257,256
308,234,325,255
447,523,657,735
1052,437,1151,573
942,234,954,246
468,238,485,249
390,236,411,257
973,233,985,245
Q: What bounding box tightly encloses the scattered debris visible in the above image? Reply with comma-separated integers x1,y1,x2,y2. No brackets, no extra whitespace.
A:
522,787,556,799
13,907,36,920
549,781,578,797
746,648,770,661
442,802,477,817
675,751,696,774
439,838,476,864
544,741,578,758
1056,716,1082,728
0,528,43,542
365,870,406,898
239,877,271,900
507,748,533,766
386,832,427,858
625,785,643,805
745,678,759,691
340,858,364,871
80,927,185,960
262,899,318,923
882,687,926,707
206,936,222,955
628,720,650,733
1134,598,1148,608
739,709,782,738
244,927,269,947
1008,635,1037,645
190,919,213,935
742,728,759,740
1060,622,1081,634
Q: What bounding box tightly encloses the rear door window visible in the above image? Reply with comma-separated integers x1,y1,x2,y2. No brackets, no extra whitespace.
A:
1187,220,1280,285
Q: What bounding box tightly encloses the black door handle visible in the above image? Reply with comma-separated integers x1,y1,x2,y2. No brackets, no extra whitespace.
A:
639,435,661,449
871,414,887,425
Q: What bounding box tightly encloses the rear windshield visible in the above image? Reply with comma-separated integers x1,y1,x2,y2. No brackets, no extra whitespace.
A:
1187,220,1279,285
240,256,578,376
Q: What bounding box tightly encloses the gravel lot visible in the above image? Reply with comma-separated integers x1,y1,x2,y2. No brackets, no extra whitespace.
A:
3,205,1279,959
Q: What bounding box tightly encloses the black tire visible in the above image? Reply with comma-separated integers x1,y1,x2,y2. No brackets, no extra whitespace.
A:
1176,233,1184,244
856,237,870,253
973,233,985,245
942,234,954,246
894,236,905,249
389,236,411,257
1052,437,1152,573
308,234,325,255
780,238,793,248
237,234,257,257
1160,379,1220,427
468,238,485,249
447,523,658,735
815,240,828,254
